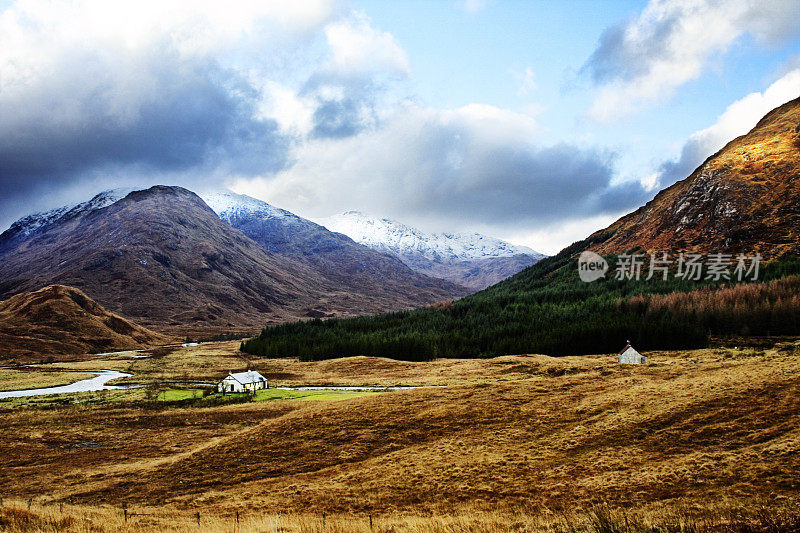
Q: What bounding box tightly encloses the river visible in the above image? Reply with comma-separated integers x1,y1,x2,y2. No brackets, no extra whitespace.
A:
0,370,135,399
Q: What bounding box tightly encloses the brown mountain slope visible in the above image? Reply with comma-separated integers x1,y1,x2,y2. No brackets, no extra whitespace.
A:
0,186,464,335
0,285,171,363
590,96,800,257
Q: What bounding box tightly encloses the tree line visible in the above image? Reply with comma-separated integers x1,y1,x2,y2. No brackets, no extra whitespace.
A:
241,247,800,361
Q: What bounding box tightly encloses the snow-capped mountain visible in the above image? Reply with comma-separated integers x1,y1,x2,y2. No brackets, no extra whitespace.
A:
318,211,546,290
0,188,135,254
4,188,134,240
0,186,467,333
200,190,468,298
321,211,542,262
201,191,304,227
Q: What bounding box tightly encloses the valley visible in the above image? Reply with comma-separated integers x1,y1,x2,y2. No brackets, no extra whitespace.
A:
2,3,799,532
1,341,799,531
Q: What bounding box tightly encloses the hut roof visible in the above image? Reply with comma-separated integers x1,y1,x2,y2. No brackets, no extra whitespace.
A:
618,343,635,355
227,370,266,385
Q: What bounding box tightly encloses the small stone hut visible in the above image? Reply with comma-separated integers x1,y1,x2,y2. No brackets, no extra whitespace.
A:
618,343,647,364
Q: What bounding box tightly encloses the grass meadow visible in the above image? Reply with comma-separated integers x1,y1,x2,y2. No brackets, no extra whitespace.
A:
1,341,799,531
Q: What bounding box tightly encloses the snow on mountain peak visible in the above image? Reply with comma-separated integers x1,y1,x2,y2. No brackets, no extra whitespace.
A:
201,190,300,223
319,211,544,262
6,187,135,238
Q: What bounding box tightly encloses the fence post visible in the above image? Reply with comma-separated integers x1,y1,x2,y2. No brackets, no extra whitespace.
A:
322,511,326,526
27,498,32,510
369,511,373,529
236,510,239,526
124,509,128,523
196,511,200,526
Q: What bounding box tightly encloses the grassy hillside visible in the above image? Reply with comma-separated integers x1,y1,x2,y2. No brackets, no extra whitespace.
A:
242,238,800,360
0,285,172,363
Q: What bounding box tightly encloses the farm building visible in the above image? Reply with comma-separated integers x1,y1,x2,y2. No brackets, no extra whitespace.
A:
217,370,268,393
618,343,647,364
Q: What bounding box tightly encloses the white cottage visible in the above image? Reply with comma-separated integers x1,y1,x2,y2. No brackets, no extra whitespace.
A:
217,370,268,393
618,343,647,364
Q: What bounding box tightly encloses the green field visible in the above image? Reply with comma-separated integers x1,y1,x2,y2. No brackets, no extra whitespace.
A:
159,387,378,403
254,388,379,402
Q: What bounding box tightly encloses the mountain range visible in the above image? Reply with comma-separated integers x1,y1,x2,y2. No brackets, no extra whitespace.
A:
201,192,477,297
242,96,800,360
0,187,479,336
319,211,545,290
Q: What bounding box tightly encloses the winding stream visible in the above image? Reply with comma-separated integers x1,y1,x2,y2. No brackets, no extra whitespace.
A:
0,370,134,399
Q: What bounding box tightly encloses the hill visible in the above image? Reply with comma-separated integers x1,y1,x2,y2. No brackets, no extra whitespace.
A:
243,97,800,360
589,96,800,257
0,186,465,337
319,211,545,290
0,285,170,363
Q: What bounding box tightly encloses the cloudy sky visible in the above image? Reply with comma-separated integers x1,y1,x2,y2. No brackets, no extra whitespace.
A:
1,0,799,254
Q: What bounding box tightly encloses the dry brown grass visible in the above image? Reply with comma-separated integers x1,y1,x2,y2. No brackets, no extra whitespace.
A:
1,346,799,531
2,497,800,532
36,340,604,387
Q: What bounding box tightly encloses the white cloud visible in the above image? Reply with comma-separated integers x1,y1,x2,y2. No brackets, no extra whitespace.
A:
686,68,800,154
232,101,647,238
257,81,317,137
0,0,340,139
501,214,622,256
584,0,800,122
323,12,409,77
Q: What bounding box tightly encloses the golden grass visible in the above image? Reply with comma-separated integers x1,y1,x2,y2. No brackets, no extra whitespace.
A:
3,497,800,532
1,346,799,531
28,340,605,387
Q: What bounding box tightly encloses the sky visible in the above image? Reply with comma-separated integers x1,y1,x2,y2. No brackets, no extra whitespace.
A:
0,0,799,254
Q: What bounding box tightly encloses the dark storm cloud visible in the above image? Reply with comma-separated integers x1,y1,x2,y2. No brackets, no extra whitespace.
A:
300,67,383,140
656,136,711,188
276,105,653,230
0,49,289,228
0,58,286,185
405,142,651,225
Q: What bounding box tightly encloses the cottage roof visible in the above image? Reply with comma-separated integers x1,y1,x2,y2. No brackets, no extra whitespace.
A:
618,343,642,356
226,370,266,385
